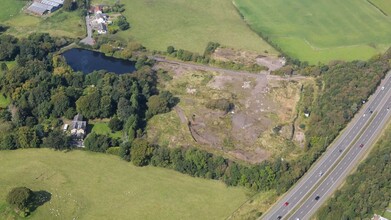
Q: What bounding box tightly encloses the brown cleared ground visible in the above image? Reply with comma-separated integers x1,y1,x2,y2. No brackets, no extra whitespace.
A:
147,58,312,163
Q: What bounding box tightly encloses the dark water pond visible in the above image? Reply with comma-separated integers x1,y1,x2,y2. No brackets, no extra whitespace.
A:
62,48,136,74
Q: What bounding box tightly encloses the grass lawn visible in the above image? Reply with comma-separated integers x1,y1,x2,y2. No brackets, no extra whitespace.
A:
90,121,122,139
234,0,391,64
91,0,277,55
0,149,249,220
4,9,85,39
0,0,25,22
0,94,10,108
369,0,391,15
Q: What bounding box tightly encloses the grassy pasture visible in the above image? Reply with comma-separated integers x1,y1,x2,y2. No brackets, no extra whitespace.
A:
234,0,391,64
0,149,248,220
369,0,391,15
0,0,24,22
92,0,276,54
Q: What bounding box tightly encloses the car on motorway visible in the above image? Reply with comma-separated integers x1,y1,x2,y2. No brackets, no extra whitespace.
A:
315,195,320,200
319,171,323,176
284,202,289,206
381,86,385,90
339,148,343,153
359,143,364,148
277,216,282,220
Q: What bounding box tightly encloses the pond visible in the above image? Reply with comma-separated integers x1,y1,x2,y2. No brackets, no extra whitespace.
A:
62,48,136,74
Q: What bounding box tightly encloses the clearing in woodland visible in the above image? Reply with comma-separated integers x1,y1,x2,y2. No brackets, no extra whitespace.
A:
0,149,248,220
234,0,391,64
91,0,277,54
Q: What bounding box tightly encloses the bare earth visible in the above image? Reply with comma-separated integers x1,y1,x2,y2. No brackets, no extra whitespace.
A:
150,54,308,163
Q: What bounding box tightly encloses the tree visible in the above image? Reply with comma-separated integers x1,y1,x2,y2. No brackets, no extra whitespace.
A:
108,116,123,132
117,16,130,30
63,0,76,11
76,90,101,119
117,97,132,120
100,95,113,118
6,187,34,215
51,90,70,117
130,138,153,166
42,130,71,150
167,46,175,54
146,91,176,118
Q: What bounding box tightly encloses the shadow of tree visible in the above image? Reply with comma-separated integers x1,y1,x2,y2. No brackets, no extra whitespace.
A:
29,190,51,212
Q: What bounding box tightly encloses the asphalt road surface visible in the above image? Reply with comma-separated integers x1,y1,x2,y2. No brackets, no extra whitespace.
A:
261,72,391,220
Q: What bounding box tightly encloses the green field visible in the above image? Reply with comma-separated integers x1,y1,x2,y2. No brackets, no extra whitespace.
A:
0,0,85,39
369,0,391,15
0,0,24,22
0,149,248,220
92,0,277,54
234,0,391,64
4,10,85,39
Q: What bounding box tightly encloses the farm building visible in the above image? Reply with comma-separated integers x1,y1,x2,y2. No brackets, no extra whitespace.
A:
27,0,64,15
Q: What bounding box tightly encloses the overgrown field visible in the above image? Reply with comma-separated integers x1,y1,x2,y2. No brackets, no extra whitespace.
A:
369,0,391,15
234,0,391,64
147,63,307,163
3,8,85,38
91,0,276,54
0,149,248,220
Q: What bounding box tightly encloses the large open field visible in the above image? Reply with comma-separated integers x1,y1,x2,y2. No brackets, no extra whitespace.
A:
369,0,391,15
234,0,391,64
0,149,248,219
0,0,25,22
92,0,276,54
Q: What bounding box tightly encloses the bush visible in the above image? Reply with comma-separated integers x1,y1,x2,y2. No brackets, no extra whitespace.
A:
205,99,234,113
108,116,123,132
6,187,34,214
106,146,121,156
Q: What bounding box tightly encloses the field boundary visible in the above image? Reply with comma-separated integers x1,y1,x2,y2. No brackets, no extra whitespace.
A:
366,0,388,16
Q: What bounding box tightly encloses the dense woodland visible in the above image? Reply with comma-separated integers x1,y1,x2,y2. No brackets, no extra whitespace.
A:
0,31,390,217
317,127,391,219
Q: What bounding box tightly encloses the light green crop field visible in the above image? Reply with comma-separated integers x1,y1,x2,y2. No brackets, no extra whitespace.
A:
92,0,277,54
0,149,248,220
234,0,391,64
369,0,391,15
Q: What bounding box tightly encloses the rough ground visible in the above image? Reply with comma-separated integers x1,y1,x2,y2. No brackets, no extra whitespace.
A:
149,55,309,163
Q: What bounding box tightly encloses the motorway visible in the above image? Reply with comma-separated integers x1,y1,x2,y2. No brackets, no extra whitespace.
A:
261,72,391,220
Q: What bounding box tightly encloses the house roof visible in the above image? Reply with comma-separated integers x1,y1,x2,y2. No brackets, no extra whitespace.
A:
27,2,49,15
41,0,60,7
48,0,64,4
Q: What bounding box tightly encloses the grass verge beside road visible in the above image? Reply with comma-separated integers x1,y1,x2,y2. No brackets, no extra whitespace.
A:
0,149,248,220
